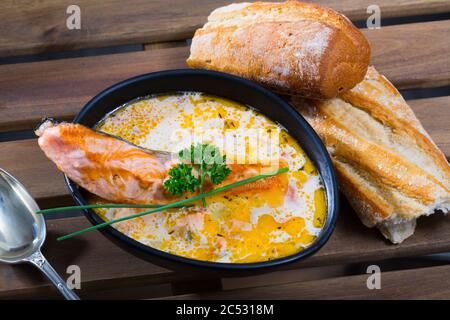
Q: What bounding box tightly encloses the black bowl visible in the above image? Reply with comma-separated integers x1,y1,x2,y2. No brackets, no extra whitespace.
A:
66,69,339,270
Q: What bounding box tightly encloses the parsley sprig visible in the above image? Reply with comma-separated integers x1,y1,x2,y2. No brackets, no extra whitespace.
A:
164,144,231,207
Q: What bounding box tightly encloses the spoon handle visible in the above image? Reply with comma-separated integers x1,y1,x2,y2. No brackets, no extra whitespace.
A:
25,251,80,300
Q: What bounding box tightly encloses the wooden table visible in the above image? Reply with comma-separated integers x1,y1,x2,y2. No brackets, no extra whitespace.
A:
0,0,449,300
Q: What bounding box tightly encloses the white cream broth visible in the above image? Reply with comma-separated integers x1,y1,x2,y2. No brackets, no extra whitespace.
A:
92,92,326,263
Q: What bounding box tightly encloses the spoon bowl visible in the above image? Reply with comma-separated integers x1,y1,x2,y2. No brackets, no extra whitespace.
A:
0,169,44,263
0,168,79,300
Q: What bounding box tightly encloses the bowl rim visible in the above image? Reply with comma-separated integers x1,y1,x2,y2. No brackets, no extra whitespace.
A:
65,68,339,270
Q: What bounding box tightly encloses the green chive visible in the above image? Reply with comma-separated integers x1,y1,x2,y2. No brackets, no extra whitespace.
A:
57,167,288,241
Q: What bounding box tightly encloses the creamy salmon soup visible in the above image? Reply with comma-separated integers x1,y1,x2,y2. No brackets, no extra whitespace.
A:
89,93,326,263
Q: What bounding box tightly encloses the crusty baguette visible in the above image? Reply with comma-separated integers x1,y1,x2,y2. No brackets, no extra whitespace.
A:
292,67,450,243
187,1,371,99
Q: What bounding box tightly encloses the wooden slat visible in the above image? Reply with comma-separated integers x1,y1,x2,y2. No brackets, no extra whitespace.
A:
364,20,450,89
1,20,450,133
143,41,188,51
167,264,450,299
0,0,227,57
222,264,351,290
1,0,450,57
0,140,71,209
408,97,450,154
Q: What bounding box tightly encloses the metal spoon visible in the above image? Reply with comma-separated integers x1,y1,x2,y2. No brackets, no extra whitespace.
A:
0,168,79,300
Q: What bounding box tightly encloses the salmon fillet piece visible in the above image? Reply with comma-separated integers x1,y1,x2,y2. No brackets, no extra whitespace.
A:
37,120,172,204
36,120,288,204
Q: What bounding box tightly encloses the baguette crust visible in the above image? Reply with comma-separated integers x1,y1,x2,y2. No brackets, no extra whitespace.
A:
292,67,450,243
187,1,370,99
